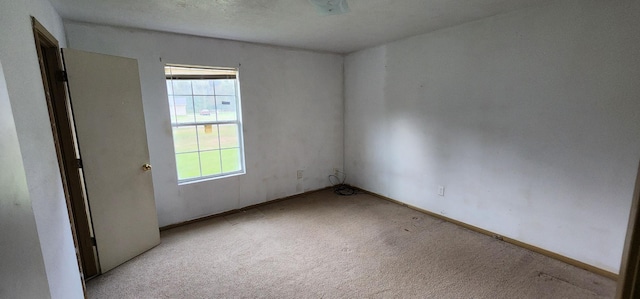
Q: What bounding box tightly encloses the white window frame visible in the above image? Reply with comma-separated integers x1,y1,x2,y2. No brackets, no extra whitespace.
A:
165,64,245,184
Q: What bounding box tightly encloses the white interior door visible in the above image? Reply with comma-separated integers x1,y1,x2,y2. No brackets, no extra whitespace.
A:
62,48,160,273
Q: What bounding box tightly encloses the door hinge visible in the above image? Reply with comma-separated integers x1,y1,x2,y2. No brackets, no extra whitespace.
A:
59,70,68,82
91,237,97,246
76,159,83,168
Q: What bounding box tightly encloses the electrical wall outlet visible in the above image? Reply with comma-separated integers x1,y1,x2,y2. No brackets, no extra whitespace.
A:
297,170,304,179
333,168,340,176
437,185,445,196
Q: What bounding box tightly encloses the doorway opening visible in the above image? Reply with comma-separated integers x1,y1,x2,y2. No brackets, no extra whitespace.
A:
32,17,100,281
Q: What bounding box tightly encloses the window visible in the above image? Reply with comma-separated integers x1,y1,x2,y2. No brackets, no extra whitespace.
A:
165,64,245,183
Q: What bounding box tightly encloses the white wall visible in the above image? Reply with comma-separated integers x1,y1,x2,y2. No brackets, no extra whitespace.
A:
345,0,640,273
0,1,84,298
0,60,51,299
64,22,344,227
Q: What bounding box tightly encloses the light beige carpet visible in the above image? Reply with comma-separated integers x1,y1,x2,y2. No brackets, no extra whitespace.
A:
87,189,616,298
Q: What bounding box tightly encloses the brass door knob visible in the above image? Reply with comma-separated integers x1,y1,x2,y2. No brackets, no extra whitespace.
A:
142,163,152,171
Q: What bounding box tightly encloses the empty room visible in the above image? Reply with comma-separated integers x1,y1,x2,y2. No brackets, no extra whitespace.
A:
1,0,640,298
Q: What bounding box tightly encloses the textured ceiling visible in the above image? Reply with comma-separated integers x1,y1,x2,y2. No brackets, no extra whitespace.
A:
49,0,552,54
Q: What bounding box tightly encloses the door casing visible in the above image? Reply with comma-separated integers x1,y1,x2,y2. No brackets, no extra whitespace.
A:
616,161,640,298
32,16,99,283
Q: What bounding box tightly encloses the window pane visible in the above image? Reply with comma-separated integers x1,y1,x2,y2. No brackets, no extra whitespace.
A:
176,152,201,180
166,80,174,95
200,150,222,176
216,96,237,121
173,96,195,123
175,96,195,124
214,79,236,96
171,80,192,95
168,96,177,124
191,80,214,95
197,124,220,150
221,148,241,173
219,124,239,148
173,126,198,153
194,96,217,123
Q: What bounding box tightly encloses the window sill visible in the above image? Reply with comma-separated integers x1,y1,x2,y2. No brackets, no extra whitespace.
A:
178,171,245,186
